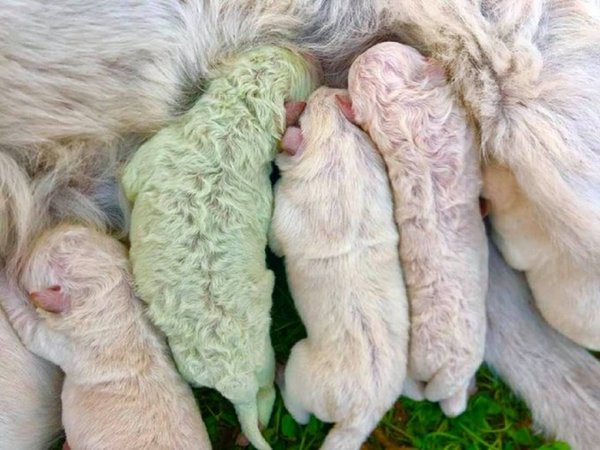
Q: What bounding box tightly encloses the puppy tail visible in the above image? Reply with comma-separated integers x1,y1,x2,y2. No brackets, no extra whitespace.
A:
234,400,271,450
485,241,600,450
320,413,381,450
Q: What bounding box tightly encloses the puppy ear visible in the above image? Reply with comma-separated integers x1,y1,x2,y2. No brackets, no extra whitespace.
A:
424,57,446,85
335,94,356,123
29,285,70,313
285,101,307,126
280,126,304,156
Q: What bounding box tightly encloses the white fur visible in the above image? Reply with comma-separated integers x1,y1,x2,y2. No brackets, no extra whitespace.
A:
485,240,600,450
270,87,409,450
483,164,600,349
347,42,488,417
0,225,211,449
0,292,63,450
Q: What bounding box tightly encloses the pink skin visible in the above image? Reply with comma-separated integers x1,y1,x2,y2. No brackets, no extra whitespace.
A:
281,101,307,156
29,285,69,313
335,94,356,124
284,101,306,127
62,442,71,450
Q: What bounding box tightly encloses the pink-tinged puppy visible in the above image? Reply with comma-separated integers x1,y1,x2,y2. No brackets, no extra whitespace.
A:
270,87,410,450
0,290,63,450
342,41,488,416
0,225,211,450
483,164,600,350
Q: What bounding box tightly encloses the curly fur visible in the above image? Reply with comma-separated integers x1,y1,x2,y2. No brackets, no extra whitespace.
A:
270,87,410,450
485,240,600,450
483,163,600,349
0,225,211,449
346,42,488,417
373,0,600,263
0,291,63,450
121,46,318,450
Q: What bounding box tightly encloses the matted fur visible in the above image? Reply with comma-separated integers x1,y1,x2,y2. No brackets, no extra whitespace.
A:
483,164,600,349
270,87,410,450
121,46,319,450
346,42,488,417
485,241,600,450
0,295,63,450
0,225,211,450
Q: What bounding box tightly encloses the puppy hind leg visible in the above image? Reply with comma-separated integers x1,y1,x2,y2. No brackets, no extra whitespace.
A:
256,340,276,427
320,411,382,450
281,340,312,425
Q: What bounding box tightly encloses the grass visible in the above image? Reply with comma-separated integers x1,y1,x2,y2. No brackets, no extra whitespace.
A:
49,249,569,450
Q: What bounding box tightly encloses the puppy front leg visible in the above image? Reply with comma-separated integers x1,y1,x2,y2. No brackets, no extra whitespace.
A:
0,278,68,365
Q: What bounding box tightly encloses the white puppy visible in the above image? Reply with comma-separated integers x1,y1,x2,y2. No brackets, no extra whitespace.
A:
485,240,600,450
341,42,488,417
483,164,600,350
0,290,63,450
0,225,211,450
270,87,410,450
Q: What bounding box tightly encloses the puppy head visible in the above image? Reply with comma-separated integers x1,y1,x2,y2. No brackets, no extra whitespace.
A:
218,45,322,114
20,225,131,335
346,42,447,130
277,86,366,173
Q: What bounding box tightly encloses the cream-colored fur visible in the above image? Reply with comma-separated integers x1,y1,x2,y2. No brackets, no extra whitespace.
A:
0,225,211,449
270,87,409,450
346,42,488,417
483,164,600,350
0,292,63,450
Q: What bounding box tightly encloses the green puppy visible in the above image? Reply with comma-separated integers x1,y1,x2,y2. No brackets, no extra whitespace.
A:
122,46,318,450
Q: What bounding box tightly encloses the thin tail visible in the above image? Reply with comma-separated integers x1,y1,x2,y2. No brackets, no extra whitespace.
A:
234,400,271,450
485,241,600,450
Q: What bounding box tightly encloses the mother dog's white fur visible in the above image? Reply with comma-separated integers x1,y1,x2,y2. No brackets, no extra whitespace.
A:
0,225,211,449
344,42,488,417
0,293,63,450
483,164,600,349
270,87,409,450
485,240,600,450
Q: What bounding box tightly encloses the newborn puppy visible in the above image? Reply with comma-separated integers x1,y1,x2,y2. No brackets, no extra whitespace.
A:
485,240,600,450
270,87,410,450
483,164,600,350
341,41,488,416
122,46,319,450
0,225,210,450
0,289,63,450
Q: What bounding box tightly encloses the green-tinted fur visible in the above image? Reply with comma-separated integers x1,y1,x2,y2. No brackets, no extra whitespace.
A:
121,46,318,450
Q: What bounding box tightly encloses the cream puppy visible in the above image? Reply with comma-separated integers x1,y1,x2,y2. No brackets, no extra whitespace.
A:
483,164,600,350
340,42,488,416
0,292,63,450
0,225,211,450
485,240,600,450
270,87,410,450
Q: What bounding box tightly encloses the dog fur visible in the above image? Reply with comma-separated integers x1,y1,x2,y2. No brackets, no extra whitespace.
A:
0,225,211,450
121,46,319,450
0,289,63,450
483,163,600,349
270,87,410,450
343,42,488,417
485,240,600,450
